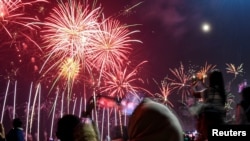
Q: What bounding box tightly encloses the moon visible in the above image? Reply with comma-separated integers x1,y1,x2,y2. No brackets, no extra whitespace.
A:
201,23,211,33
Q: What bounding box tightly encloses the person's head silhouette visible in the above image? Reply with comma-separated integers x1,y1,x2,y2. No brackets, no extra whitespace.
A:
56,114,81,141
13,118,22,129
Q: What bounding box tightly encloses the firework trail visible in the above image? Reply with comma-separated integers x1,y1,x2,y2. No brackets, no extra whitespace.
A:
118,1,144,17
107,108,110,138
25,82,33,141
114,108,117,126
168,62,192,102
99,61,152,99
72,97,77,115
60,91,65,117
0,79,10,123
49,88,59,140
101,108,105,140
37,84,41,141
0,0,48,48
29,83,41,133
153,78,174,107
13,80,17,119
78,97,82,117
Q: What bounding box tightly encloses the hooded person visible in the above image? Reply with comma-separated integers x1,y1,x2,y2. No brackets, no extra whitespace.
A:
127,98,184,141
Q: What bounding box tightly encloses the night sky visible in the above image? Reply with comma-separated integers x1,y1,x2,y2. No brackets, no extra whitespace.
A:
99,0,250,94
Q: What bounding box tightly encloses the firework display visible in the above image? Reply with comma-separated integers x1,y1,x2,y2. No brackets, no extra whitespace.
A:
0,0,249,141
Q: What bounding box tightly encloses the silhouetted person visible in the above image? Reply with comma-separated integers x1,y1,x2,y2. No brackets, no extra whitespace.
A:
6,118,25,141
235,86,250,124
191,69,227,141
56,114,100,141
56,114,81,141
127,98,183,141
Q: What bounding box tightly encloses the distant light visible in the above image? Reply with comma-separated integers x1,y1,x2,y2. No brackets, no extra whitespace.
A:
201,23,211,33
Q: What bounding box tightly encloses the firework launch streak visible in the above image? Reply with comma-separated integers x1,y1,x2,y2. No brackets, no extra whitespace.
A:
208,125,250,141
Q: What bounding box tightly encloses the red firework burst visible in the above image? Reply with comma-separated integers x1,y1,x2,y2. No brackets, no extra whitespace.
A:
40,0,101,73
99,61,151,99
168,62,192,102
86,17,142,72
